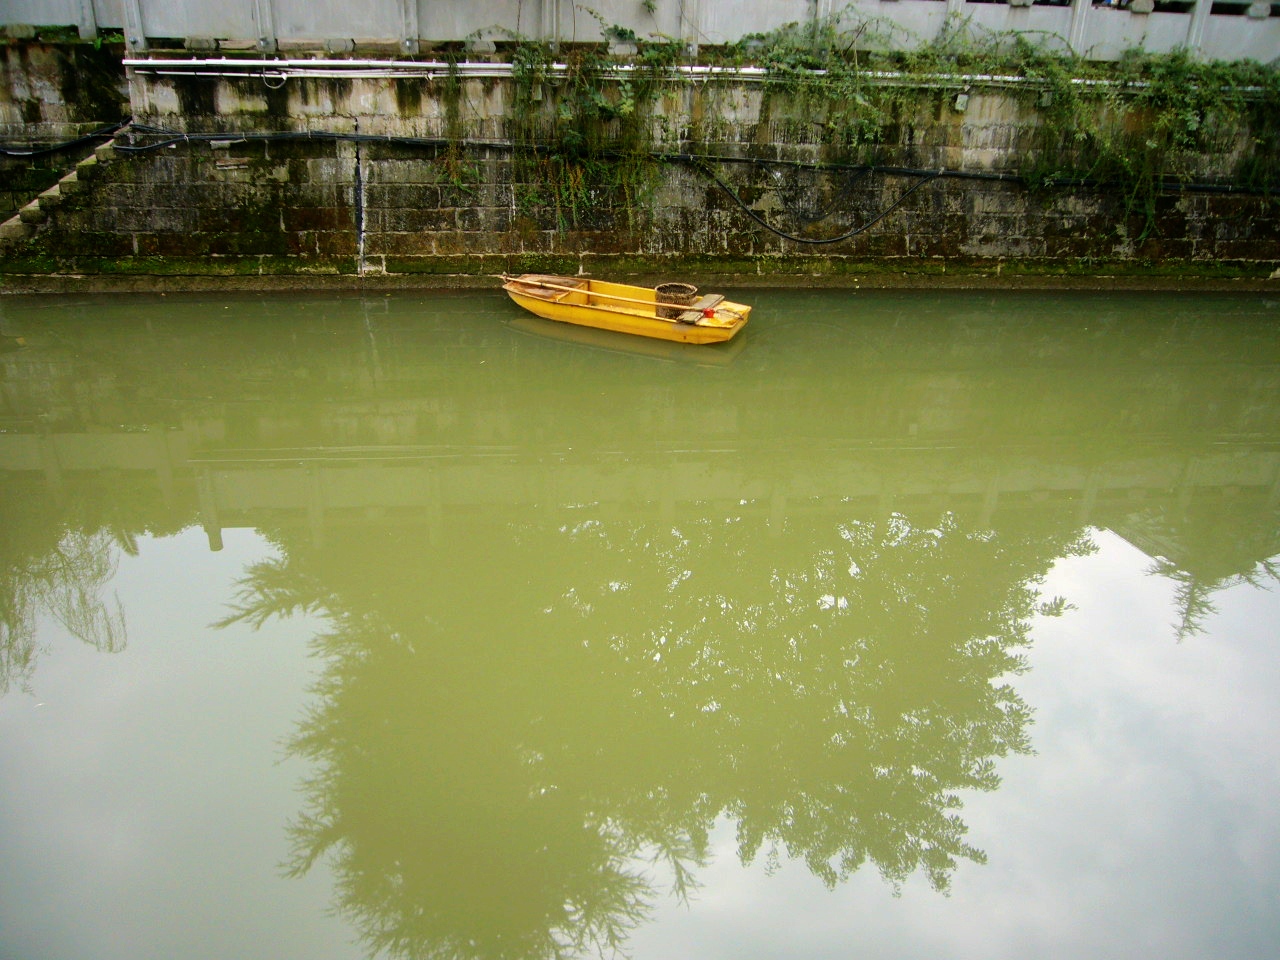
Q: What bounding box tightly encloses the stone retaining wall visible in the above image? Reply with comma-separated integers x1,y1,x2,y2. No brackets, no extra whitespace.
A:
0,42,128,219
1,50,1277,283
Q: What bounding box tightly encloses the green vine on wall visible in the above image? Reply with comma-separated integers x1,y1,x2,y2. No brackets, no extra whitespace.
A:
471,8,1278,243
733,13,1280,239
501,14,685,232
437,57,481,192
1001,41,1279,237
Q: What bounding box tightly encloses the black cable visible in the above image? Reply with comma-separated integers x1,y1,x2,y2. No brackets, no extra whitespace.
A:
114,124,464,153
56,122,1279,246
0,120,131,157
689,158,942,245
115,122,1275,194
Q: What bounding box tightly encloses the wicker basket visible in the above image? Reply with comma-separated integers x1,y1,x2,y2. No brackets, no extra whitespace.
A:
655,282,698,319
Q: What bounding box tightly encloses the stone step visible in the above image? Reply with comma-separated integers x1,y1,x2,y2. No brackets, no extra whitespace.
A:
0,218,34,241
0,139,116,250
18,200,46,224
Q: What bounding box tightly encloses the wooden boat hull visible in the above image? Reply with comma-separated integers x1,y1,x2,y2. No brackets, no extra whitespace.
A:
507,314,748,365
502,274,749,345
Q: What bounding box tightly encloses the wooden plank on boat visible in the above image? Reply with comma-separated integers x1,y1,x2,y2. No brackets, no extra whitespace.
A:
509,275,663,311
677,294,725,324
508,275,585,301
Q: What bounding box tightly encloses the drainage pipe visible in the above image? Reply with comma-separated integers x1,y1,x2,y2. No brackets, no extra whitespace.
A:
122,58,1188,93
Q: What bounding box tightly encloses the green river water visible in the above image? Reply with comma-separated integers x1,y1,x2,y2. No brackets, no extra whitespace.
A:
1,287,1278,960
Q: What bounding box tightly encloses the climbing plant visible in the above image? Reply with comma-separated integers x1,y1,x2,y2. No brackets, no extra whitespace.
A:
727,13,1279,237
476,8,1278,242
1006,41,1280,236
503,15,685,231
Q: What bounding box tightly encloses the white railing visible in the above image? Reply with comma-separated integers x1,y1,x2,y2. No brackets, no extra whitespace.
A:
2,0,1276,63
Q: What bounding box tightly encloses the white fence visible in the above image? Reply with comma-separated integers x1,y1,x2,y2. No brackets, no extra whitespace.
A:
3,0,1277,63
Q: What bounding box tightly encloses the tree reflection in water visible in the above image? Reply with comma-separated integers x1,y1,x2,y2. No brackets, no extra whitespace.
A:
0,476,133,695
218,504,1093,960
1123,499,1280,642
4,289,1279,958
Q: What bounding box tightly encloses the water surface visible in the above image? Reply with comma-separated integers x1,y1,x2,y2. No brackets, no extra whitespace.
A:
2,288,1278,960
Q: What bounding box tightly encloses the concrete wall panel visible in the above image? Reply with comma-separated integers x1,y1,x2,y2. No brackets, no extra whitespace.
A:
2,0,1276,61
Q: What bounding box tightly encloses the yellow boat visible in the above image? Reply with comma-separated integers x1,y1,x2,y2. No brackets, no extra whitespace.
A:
507,314,748,366
501,274,750,345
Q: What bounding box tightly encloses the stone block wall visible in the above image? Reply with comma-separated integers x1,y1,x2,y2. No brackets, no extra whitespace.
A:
1,60,1278,282
0,43,128,139
1,152,62,218
1,42,128,222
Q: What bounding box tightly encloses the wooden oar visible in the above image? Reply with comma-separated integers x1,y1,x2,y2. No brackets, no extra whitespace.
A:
507,275,682,314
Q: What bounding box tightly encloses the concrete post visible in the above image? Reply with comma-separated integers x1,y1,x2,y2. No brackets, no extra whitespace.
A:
121,0,146,52
1068,0,1091,55
541,0,562,49
75,0,97,39
1184,0,1213,56
252,0,277,53
398,0,420,55
683,0,702,57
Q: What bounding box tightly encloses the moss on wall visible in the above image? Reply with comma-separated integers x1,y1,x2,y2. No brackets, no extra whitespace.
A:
1,31,1277,284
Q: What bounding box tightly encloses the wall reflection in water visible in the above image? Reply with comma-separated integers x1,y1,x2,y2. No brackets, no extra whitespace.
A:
2,289,1278,959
